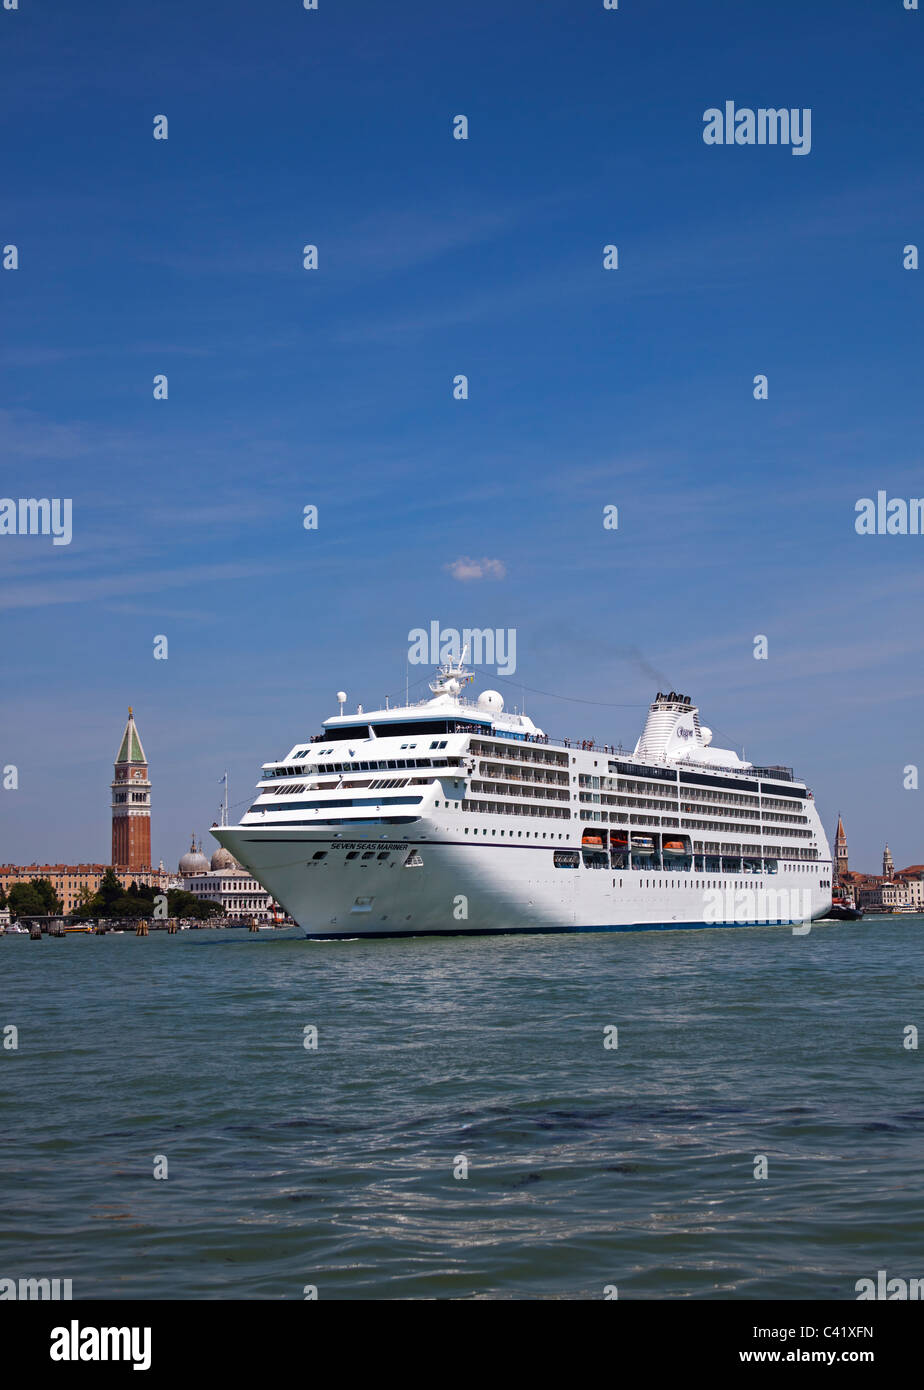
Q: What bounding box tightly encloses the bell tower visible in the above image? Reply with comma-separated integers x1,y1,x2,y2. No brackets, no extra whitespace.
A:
834,815,848,882
111,707,152,871
883,844,894,882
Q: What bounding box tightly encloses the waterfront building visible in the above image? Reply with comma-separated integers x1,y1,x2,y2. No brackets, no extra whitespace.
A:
845,847,924,913
895,867,924,909
179,837,280,921
0,862,174,914
178,834,209,876
859,878,912,912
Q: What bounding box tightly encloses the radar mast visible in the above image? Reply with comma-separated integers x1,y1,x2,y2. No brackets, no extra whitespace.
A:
428,644,474,697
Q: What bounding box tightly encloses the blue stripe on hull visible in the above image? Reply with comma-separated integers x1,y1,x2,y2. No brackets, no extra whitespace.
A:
302,917,827,941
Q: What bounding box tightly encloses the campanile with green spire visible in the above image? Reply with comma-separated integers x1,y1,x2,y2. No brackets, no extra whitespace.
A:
111,706,152,870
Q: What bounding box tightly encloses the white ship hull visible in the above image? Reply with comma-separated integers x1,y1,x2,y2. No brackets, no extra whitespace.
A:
215,820,831,939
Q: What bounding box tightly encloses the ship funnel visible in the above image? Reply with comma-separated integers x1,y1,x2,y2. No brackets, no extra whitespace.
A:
633,692,703,762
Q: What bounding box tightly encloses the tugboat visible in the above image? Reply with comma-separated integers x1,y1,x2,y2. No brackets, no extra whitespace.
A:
824,893,863,922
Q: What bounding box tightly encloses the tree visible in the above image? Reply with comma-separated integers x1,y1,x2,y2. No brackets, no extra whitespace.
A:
96,867,124,913
193,897,224,921
0,885,6,909
7,878,62,916
71,886,96,919
7,883,45,916
166,889,223,920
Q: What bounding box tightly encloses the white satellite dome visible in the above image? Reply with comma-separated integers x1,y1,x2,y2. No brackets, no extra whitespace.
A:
477,690,504,713
700,727,713,746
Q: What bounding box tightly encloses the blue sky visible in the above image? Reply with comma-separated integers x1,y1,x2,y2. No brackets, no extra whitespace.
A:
1,0,922,874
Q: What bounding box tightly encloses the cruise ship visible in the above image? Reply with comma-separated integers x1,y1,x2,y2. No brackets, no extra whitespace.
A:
213,655,833,938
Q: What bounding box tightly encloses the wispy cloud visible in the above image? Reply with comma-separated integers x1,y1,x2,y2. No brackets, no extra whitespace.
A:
444,556,507,582
0,560,283,612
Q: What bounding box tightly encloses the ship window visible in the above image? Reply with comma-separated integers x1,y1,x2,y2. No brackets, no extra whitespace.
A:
320,725,371,742
312,851,327,860
346,852,359,860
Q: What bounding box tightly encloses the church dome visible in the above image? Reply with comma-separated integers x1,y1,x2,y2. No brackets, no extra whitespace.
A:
210,846,237,871
179,834,209,876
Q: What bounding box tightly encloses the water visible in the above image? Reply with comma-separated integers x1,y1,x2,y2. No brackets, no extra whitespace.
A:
2,918,923,1300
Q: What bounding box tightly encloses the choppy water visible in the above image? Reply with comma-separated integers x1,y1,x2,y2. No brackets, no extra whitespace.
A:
2,917,923,1300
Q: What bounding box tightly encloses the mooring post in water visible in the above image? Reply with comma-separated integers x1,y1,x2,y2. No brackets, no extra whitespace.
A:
29,924,42,940
167,920,177,934
249,918,259,932
136,920,148,936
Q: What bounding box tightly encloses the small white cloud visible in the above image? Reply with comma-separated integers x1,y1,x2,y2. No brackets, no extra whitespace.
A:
444,556,507,582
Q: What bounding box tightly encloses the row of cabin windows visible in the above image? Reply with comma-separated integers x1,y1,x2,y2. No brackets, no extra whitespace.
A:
303,721,484,745
463,827,568,839
579,784,810,827
604,878,828,889
589,775,810,814
478,762,570,787
591,805,812,839
470,741,569,769
263,757,454,780
461,799,571,820
472,781,571,803
682,819,812,837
